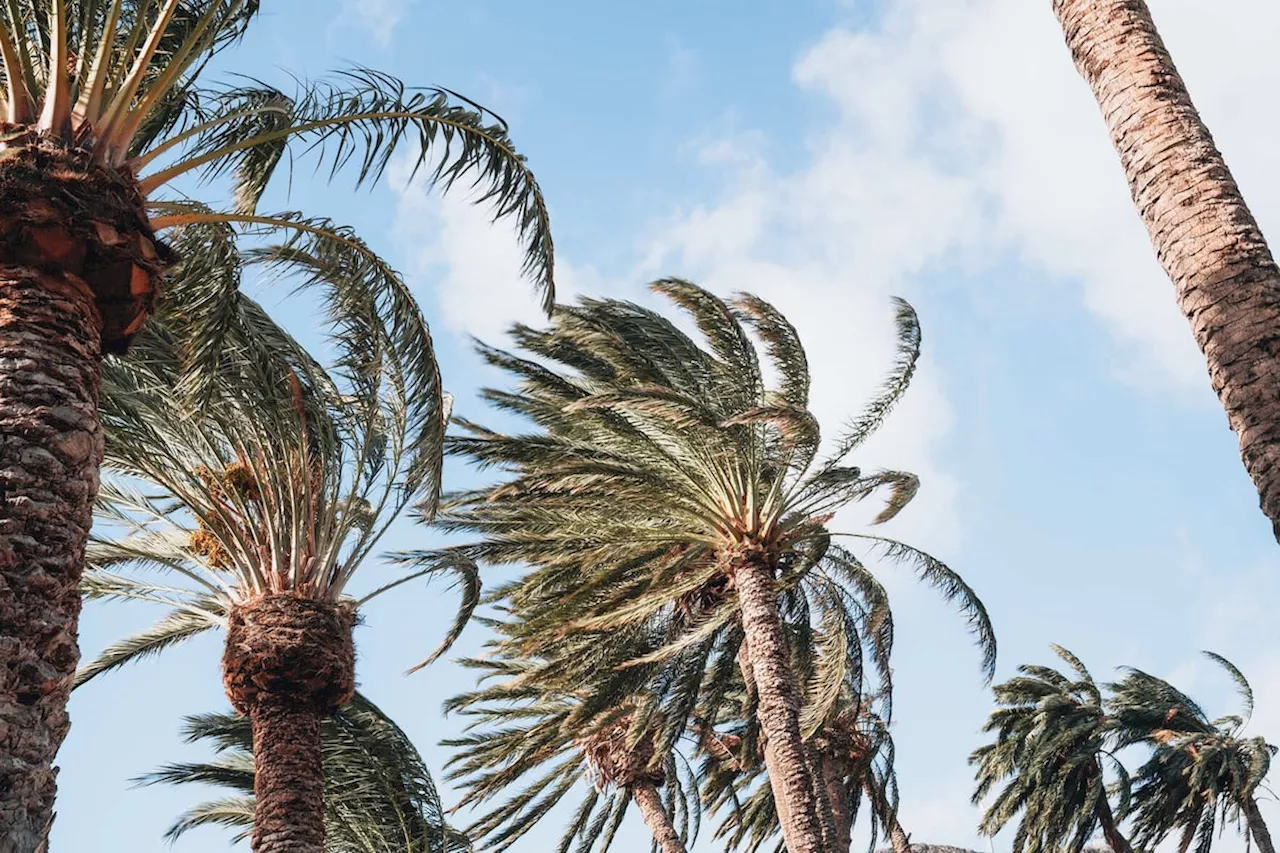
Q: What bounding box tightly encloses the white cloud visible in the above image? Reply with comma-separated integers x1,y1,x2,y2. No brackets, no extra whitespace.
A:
333,0,413,48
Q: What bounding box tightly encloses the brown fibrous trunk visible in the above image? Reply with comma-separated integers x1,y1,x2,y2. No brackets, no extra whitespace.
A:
1052,0,1280,540
223,595,356,853
630,781,687,853
0,133,169,853
728,542,827,853
1246,798,1276,853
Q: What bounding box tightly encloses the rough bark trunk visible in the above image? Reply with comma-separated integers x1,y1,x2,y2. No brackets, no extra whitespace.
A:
821,757,853,853
0,270,102,853
1053,0,1280,540
864,777,911,853
630,781,687,853
250,704,325,853
730,547,827,853
808,743,838,850
223,596,356,853
1094,787,1135,853
1246,798,1276,853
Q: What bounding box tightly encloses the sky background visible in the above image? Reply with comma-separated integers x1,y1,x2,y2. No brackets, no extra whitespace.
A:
56,0,1280,851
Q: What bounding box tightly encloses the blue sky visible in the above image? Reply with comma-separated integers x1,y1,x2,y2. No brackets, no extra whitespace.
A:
59,1,1280,851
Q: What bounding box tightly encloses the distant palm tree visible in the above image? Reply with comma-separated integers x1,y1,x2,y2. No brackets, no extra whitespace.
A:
1108,653,1276,853
440,612,705,853
76,288,477,853
971,646,1134,853
441,281,995,853
0,2,552,844
1052,0,1280,539
142,692,470,853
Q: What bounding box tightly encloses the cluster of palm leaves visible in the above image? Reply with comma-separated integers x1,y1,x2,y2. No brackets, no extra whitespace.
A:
972,647,1277,853
8,4,1268,853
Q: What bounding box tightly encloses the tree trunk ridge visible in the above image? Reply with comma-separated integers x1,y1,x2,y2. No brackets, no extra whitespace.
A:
630,781,687,853
730,546,828,853
1246,798,1276,853
1053,0,1280,540
0,270,102,853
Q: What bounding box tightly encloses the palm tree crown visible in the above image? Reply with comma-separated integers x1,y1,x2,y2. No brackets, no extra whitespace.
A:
1108,653,1277,853
971,646,1133,853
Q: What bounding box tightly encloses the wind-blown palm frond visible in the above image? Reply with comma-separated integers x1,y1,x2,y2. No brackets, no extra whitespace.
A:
142,692,470,853
971,647,1132,853
1108,654,1277,853
78,282,476,681
442,622,701,853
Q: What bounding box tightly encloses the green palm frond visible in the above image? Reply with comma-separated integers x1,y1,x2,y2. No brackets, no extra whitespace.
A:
970,647,1123,853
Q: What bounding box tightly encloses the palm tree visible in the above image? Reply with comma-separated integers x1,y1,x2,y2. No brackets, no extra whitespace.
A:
1108,653,1276,853
1051,0,1280,539
142,691,470,853
76,289,479,853
440,280,995,853
0,3,553,844
971,646,1134,853
441,627,700,853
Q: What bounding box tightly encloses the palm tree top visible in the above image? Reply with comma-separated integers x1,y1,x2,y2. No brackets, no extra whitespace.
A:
441,280,995,679
77,283,478,685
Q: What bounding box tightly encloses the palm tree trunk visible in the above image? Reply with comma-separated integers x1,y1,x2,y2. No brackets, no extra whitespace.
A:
864,777,911,853
808,744,838,850
1053,0,1280,539
0,270,103,853
223,596,356,853
249,704,325,853
1094,788,1135,853
1245,798,1276,853
820,757,853,852
630,782,687,853
729,547,827,853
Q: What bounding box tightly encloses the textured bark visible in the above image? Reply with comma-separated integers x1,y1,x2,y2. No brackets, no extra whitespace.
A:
223,596,356,853
250,704,325,853
0,270,102,853
630,782,687,853
821,757,853,853
1094,788,1135,853
1246,798,1276,853
865,777,911,853
807,743,838,850
729,545,827,853
1053,0,1280,540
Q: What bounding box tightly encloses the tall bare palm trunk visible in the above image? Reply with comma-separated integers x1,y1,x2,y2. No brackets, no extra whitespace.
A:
630,782,687,853
223,595,356,853
1053,0,1280,539
820,757,853,852
0,272,101,853
729,545,827,853
864,777,910,853
1094,786,1135,853
0,138,166,851
1246,799,1276,853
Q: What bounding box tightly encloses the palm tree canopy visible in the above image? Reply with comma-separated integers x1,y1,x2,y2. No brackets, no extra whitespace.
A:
441,617,701,853
1107,653,1277,853
141,691,470,853
76,277,478,685
970,646,1125,853
439,280,994,703
0,2,552,355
